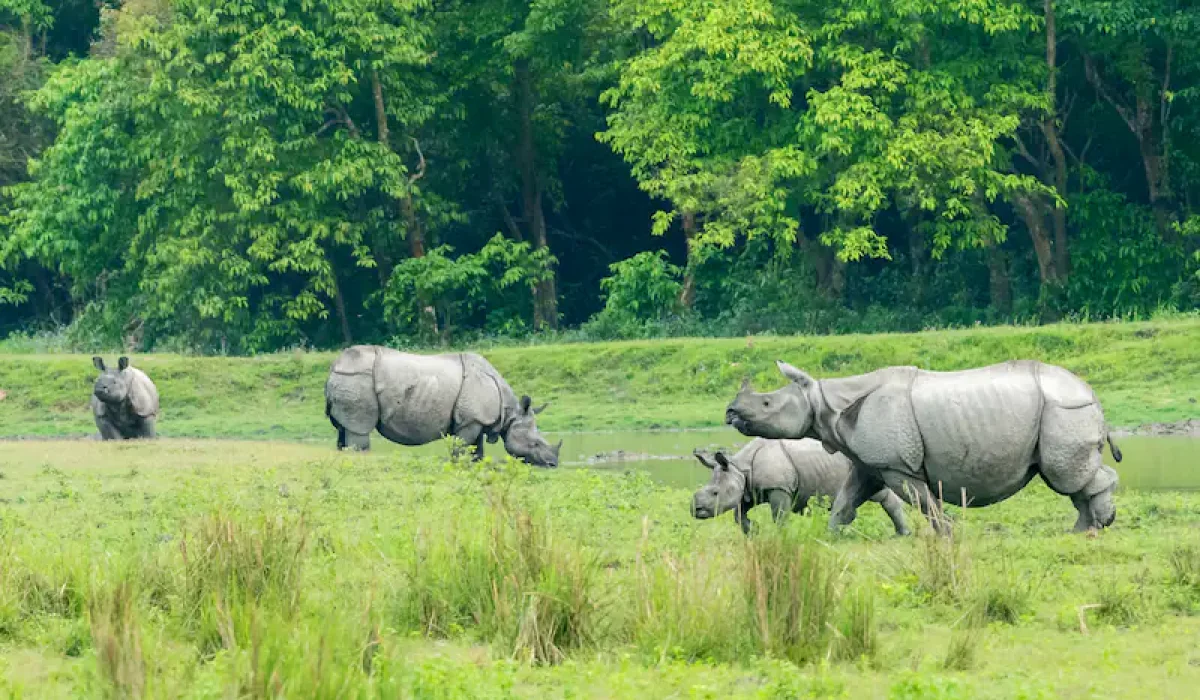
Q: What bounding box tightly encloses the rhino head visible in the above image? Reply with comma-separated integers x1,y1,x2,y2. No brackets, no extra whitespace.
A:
725,361,818,439
92,356,133,405
691,450,747,519
504,395,561,468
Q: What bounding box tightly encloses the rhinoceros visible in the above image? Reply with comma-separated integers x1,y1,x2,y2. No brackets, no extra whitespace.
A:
91,356,159,440
724,360,1122,534
324,345,560,467
691,438,910,536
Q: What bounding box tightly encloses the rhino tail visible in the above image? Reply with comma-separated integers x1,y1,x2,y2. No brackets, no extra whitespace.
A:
1106,431,1123,463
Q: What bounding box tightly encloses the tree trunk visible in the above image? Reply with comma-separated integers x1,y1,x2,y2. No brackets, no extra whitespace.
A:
515,58,558,330
904,211,926,307
1042,0,1070,280
679,211,697,309
1013,194,1058,287
372,70,435,336
19,18,32,64
1137,120,1175,242
331,268,353,345
985,244,1012,314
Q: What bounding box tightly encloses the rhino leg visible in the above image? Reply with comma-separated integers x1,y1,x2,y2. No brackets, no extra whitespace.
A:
734,502,756,536
454,423,486,461
1069,456,1117,532
766,489,797,523
869,489,912,537
96,417,122,441
342,431,371,451
136,417,156,439
829,463,887,533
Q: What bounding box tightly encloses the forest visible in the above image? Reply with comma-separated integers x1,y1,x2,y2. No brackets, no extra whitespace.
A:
1,0,1198,353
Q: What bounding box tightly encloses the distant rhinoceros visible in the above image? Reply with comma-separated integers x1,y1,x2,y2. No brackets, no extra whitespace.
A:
691,438,910,536
91,356,159,440
725,360,1122,534
324,345,560,467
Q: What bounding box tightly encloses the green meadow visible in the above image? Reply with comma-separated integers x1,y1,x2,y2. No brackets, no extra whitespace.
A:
0,439,1197,697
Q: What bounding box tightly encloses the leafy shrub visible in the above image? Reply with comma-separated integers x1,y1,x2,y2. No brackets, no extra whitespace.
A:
583,251,685,338
383,234,554,342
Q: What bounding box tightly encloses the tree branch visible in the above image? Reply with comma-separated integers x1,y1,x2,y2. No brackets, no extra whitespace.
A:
1161,42,1173,129
1011,130,1044,173
495,193,524,242
408,137,426,184
1083,53,1138,135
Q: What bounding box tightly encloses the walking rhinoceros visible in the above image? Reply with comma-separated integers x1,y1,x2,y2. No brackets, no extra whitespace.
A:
691,438,910,536
324,345,560,467
91,356,159,440
724,360,1122,534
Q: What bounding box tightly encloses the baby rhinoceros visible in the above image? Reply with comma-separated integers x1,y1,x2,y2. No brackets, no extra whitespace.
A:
91,356,160,440
691,438,910,535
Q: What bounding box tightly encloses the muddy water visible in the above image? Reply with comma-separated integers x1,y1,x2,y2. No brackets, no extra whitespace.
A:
545,429,1200,493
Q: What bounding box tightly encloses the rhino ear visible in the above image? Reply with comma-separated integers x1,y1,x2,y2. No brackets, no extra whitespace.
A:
519,395,532,414
93,356,106,371
776,360,814,388
118,356,129,371
532,402,549,415
693,449,719,470
714,452,732,470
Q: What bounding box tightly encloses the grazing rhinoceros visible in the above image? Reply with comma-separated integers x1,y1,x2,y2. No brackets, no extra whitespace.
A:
691,438,910,536
724,360,1122,534
324,345,560,467
91,356,159,440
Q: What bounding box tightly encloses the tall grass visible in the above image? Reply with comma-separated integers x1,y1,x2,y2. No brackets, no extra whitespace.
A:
177,510,309,655
399,491,601,665
632,512,874,666
743,521,844,665
89,580,145,699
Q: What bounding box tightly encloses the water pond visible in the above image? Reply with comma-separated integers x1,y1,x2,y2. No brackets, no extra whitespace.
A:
542,429,1200,493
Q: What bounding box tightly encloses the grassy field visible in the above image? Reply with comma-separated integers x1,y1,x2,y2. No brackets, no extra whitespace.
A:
0,439,1198,697
1,318,1199,439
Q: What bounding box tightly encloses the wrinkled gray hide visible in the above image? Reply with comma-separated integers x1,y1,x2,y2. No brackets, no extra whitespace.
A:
691,438,911,536
725,360,1122,534
324,345,560,467
91,356,159,440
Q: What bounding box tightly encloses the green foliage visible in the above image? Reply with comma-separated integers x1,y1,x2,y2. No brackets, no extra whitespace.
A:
383,234,554,341
584,250,684,338
2,0,1200,350
1066,187,1183,315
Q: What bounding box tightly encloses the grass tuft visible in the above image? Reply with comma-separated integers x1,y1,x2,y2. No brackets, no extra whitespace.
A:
89,580,145,699
742,519,845,665
943,601,987,671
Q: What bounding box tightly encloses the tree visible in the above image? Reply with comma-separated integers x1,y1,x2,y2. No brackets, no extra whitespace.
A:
6,0,436,351
601,0,1044,294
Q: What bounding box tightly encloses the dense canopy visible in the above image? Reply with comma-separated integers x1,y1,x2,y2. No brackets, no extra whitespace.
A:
1,0,1198,351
